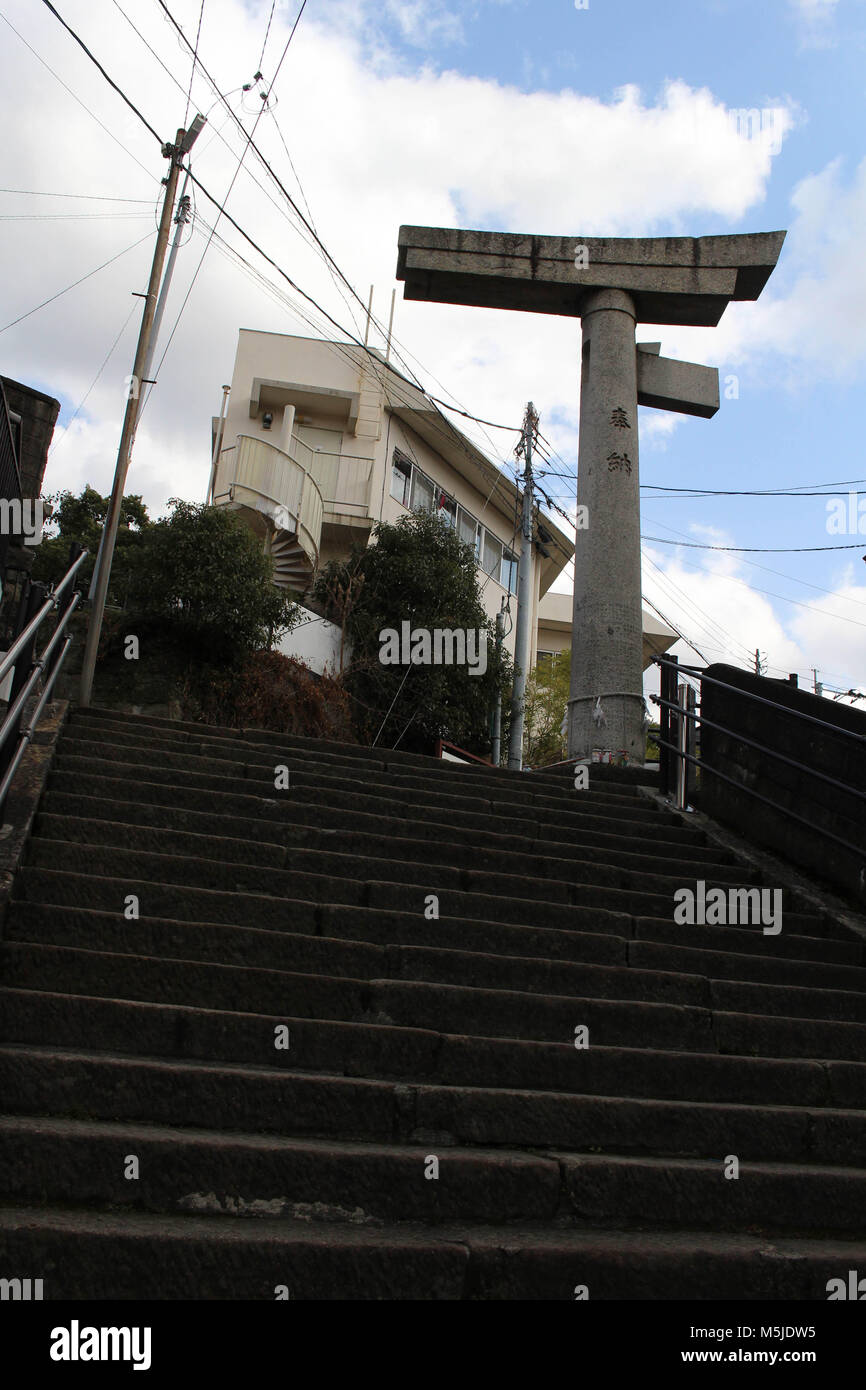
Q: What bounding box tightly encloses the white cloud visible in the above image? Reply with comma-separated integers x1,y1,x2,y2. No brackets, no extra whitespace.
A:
649,155,866,393
0,0,796,522
640,530,866,707
789,0,840,48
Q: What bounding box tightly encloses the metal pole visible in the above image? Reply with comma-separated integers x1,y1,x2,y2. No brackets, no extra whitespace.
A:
207,384,231,505
79,129,187,708
385,288,396,363
491,601,505,765
363,285,374,347
136,170,194,414
508,402,537,771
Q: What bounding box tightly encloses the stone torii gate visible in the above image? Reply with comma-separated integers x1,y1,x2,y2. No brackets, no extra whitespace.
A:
396,226,786,765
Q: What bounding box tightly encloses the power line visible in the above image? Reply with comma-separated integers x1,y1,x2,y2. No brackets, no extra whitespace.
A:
39,0,165,146
0,188,153,202
140,12,306,418
642,514,866,613
184,0,206,127
48,300,140,457
0,8,156,180
258,0,277,70
0,234,153,334
643,536,866,554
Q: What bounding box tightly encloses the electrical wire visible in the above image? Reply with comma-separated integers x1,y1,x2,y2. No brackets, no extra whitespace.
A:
184,0,206,127
39,0,165,146
48,300,140,457
0,8,156,180
0,189,153,203
0,234,153,335
643,536,866,554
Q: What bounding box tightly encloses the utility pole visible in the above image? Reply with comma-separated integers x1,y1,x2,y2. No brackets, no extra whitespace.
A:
507,401,538,771
79,122,203,708
491,599,506,765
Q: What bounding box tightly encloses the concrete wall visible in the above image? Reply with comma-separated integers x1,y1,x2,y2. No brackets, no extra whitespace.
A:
277,604,349,677
698,663,866,905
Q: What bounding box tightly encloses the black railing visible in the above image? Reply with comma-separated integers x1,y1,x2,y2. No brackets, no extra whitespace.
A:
651,655,866,861
0,381,23,576
0,545,88,817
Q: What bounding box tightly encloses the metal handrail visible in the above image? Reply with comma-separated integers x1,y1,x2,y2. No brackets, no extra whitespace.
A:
653,732,865,861
0,548,88,688
654,656,866,743
0,547,88,815
652,692,866,804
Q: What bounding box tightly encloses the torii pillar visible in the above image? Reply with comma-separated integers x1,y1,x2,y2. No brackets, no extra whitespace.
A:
396,226,786,764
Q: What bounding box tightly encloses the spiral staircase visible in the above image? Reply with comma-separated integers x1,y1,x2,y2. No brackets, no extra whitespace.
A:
214,433,323,596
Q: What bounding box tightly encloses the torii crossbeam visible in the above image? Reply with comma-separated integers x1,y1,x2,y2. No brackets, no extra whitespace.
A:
396,226,786,764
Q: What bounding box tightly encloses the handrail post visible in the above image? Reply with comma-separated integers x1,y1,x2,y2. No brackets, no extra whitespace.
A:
0,578,45,786
658,655,677,796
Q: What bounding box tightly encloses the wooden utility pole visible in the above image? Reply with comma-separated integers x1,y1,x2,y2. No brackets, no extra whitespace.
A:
507,402,538,770
79,127,191,708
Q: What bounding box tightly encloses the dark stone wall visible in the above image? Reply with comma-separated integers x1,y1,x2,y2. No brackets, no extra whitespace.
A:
697,663,866,905
0,375,60,501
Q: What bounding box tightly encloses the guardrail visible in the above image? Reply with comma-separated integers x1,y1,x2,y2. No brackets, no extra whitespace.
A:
651,654,866,862
0,544,88,816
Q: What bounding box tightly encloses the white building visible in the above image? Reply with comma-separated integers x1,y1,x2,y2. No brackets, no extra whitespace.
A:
210,330,573,670
210,330,675,679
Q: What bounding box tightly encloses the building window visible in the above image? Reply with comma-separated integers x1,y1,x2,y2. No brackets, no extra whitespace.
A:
457,506,480,558
390,452,411,507
437,492,457,528
411,468,435,514
481,529,502,579
501,548,518,593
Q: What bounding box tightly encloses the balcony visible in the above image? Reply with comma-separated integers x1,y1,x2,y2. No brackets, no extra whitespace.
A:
285,434,373,523
215,433,373,592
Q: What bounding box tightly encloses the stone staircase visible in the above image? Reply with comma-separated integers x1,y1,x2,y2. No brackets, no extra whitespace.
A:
1,704,865,1299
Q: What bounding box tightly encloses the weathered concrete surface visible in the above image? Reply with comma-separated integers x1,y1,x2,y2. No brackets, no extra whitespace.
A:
568,290,645,762
397,227,787,325
2,707,863,1300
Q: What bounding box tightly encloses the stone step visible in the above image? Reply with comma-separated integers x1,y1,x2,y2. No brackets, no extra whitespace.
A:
4,987,865,1107
68,708,646,801
4,1202,865,1299
43,761,722,856
3,1116,862,1237
3,1046,866,1162
6,903,866,1021
4,940,866,1058
11,897,862,992
32,810,765,899
0,1116,561,1226
555,1153,866,1236
21,833,830,933
59,720,657,815
35,791,753,885
52,744,683,839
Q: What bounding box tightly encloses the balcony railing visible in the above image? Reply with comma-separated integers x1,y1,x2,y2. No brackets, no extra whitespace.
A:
286,434,373,520
230,434,323,568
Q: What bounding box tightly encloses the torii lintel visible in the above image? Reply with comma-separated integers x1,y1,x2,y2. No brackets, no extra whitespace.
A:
396,227,786,328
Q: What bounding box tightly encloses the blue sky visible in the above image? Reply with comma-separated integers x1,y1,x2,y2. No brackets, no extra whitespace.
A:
1,0,865,696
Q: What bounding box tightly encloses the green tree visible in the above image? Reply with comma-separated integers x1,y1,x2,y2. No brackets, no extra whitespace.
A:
313,509,512,754
523,649,571,767
33,484,150,600
125,499,298,664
